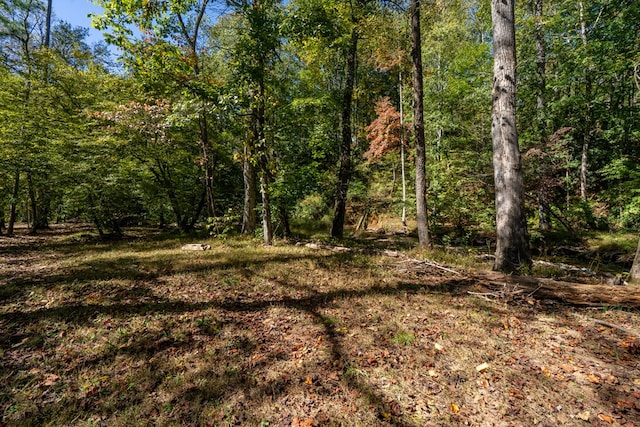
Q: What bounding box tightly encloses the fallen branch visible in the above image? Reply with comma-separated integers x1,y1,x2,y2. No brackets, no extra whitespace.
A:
477,271,640,309
594,319,640,339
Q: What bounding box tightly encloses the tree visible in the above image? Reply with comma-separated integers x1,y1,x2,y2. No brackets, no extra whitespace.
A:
630,237,640,284
410,0,430,247
230,0,283,245
94,0,219,218
330,24,358,239
491,0,531,272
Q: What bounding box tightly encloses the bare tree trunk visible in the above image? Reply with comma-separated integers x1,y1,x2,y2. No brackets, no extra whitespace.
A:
629,237,640,283
259,166,272,245
410,0,430,247
199,113,216,217
578,1,590,202
241,144,257,235
331,27,358,239
7,170,19,236
27,172,38,234
534,0,551,231
399,72,407,230
45,0,52,48
491,0,531,273
256,78,273,245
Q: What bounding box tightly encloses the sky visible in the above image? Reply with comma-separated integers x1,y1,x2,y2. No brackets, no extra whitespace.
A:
53,0,107,45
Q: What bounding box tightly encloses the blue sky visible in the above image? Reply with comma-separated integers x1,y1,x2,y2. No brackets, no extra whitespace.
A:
53,0,106,45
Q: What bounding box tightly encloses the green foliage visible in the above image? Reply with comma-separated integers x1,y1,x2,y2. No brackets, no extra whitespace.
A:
206,209,241,236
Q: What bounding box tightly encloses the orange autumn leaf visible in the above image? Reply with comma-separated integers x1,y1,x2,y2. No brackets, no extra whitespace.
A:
451,403,460,414
292,417,315,427
587,373,601,384
598,413,613,423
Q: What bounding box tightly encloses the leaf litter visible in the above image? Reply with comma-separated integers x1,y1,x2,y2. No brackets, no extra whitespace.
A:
0,226,639,426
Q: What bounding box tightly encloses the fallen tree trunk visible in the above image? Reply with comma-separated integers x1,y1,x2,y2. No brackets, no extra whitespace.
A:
478,271,640,309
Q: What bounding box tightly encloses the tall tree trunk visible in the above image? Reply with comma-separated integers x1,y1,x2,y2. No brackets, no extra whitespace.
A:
7,170,19,236
629,237,640,283
491,0,531,272
399,72,407,230
241,143,257,235
534,0,551,231
199,113,216,217
331,27,358,239
256,78,273,245
578,1,590,202
45,0,52,48
410,0,430,247
44,0,52,49
27,173,38,233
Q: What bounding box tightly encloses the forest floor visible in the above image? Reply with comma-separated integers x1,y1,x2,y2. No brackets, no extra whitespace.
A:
1,224,639,426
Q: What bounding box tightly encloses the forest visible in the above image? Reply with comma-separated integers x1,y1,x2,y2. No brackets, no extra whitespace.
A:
1,0,640,425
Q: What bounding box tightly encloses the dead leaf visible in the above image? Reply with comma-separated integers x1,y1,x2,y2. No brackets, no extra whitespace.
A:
598,413,613,423
451,403,460,414
587,373,600,384
43,373,59,386
509,388,524,399
434,343,444,351
292,417,315,427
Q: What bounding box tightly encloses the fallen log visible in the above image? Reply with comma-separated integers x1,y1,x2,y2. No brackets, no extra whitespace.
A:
477,271,640,309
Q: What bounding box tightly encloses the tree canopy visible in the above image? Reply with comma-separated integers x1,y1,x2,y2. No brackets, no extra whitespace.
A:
0,0,638,271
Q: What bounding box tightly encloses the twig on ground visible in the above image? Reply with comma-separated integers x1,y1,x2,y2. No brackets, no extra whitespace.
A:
572,313,640,339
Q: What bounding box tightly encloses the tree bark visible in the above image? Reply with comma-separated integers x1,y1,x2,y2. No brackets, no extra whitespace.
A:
256,78,273,245
199,113,216,217
410,0,430,247
331,27,358,239
45,0,52,48
27,172,38,234
7,170,19,236
399,72,407,230
241,143,257,235
629,237,640,283
534,0,551,231
491,0,531,272
578,1,590,202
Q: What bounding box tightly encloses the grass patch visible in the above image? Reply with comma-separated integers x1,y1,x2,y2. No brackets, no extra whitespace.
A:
1,225,639,426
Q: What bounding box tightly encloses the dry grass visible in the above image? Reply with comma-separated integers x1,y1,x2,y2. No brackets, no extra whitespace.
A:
1,225,639,426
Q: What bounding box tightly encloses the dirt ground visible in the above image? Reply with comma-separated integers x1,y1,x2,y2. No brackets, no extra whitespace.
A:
1,225,639,426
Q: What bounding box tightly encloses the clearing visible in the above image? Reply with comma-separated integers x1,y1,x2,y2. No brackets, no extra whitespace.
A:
1,225,639,426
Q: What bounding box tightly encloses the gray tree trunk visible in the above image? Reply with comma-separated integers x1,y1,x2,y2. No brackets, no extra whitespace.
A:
256,78,273,245
7,170,19,236
534,0,551,231
578,1,590,202
399,72,407,230
491,0,531,272
629,237,640,283
241,144,257,235
410,0,430,247
45,0,52,48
